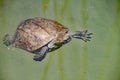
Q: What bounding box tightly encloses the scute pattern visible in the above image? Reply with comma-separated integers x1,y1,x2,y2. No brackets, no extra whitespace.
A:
13,18,69,51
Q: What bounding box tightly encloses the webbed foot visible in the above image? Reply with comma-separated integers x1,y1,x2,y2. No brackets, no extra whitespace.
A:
33,46,49,61
72,30,93,42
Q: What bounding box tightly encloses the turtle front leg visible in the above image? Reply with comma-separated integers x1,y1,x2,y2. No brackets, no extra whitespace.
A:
71,30,93,42
33,46,49,61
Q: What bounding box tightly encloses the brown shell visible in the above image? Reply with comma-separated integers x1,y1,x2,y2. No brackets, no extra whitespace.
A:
13,18,69,52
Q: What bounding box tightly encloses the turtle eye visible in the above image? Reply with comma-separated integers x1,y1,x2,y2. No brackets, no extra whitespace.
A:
65,31,68,33
64,30,68,33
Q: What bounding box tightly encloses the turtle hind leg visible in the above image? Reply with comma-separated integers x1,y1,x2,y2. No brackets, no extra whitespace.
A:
3,34,14,46
33,46,49,61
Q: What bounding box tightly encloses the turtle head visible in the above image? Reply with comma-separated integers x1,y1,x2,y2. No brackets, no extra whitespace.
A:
70,30,93,42
3,34,14,46
62,34,71,44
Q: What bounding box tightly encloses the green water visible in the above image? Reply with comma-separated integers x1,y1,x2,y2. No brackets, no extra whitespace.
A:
0,0,120,80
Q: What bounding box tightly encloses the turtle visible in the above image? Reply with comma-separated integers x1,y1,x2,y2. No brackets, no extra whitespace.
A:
3,18,92,61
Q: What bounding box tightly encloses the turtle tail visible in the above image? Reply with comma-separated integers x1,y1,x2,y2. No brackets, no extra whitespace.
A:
3,34,14,46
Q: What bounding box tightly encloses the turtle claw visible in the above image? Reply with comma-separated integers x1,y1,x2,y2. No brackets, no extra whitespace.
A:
87,33,93,35
81,30,93,42
72,30,93,42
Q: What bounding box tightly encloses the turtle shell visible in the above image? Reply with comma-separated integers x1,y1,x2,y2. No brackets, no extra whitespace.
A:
13,18,69,52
